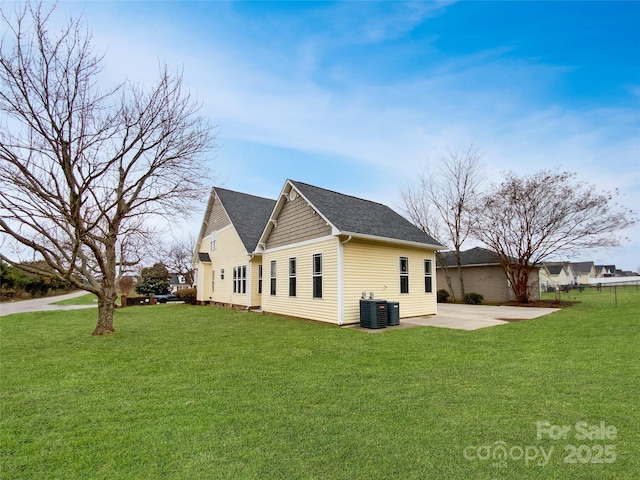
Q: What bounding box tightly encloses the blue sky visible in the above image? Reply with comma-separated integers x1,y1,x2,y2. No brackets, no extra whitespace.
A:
25,2,640,269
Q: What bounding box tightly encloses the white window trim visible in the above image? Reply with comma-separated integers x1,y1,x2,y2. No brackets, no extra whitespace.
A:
400,256,409,294
424,258,433,293
312,253,323,299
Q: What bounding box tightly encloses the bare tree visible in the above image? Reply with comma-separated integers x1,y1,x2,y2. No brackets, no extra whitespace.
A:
473,170,637,303
117,275,135,296
158,234,196,287
401,145,483,301
0,3,215,334
401,177,455,298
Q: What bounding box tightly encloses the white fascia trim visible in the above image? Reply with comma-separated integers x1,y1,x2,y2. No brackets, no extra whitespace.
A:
287,180,337,232
256,181,294,251
339,231,444,251
261,235,336,254
192,187,216,266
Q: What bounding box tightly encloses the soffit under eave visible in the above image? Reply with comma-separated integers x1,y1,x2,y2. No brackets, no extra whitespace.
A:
338,231,445,251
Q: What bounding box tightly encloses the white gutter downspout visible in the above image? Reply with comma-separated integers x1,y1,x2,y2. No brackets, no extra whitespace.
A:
246,255,254,311
337,235,352,325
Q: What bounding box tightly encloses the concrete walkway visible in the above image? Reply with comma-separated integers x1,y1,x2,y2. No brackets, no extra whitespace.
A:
347,303,561,332
0,291,98,317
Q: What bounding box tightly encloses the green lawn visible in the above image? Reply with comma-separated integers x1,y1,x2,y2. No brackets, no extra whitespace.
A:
1,287,638,479
51,292,126,306
50,292,99,306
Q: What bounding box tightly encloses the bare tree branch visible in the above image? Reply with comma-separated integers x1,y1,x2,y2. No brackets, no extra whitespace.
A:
157,234,196,287
401,145,484,300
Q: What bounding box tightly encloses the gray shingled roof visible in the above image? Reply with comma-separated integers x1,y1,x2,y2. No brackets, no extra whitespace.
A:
544,263,565,275
437,247,502,267
571,262,594,274
198,252,211,262
215,188,276,253
290,180,442,247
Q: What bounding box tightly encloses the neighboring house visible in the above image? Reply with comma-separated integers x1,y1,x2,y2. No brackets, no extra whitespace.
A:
595,265,617,278
617,270,637,277
539,262,576,290
192,187,276,308
169,273,191,293
436,247,541,303
570,262,596,284
193,180,443,325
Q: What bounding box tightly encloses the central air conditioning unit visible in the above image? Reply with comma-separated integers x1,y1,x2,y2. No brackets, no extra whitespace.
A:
359,299,388,329
386,302,400,326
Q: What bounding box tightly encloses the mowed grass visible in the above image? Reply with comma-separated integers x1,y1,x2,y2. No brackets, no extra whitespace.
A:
1,288,638,479
50,293,99,306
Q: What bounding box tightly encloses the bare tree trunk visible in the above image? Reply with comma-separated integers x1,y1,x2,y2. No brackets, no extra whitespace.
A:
93,292,116,335
454,250,465,298
508,267,531,304
436,251,456,302
401,145,483,304
515,284,530,304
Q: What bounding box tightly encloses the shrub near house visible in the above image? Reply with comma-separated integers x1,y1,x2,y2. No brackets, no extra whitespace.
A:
175,288,197,305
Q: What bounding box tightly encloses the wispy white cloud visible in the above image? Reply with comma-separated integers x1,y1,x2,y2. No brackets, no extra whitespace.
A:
319,1,450,45
46,1,640,268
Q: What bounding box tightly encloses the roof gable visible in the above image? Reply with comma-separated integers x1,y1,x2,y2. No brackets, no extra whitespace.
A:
543,262,576,276
546,264,565,275
214,188,276,253
571,261,595,274
284,180,443,248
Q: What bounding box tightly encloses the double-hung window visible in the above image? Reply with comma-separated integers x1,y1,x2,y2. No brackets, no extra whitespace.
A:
233,265,246,294
270,260,277,296
424,259,433,293
289,257,297,297
400,257,409,294
258,264,263,294
312,253,323,298
233,267,237,293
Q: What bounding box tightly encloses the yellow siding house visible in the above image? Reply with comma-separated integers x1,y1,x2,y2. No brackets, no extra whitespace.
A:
194,180,443,324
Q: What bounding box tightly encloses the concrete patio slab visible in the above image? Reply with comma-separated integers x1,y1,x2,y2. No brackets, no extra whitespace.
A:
345,303,561,332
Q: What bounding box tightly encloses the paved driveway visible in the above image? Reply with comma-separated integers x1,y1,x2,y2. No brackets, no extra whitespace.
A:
348,303,561,332
0,291,98,317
